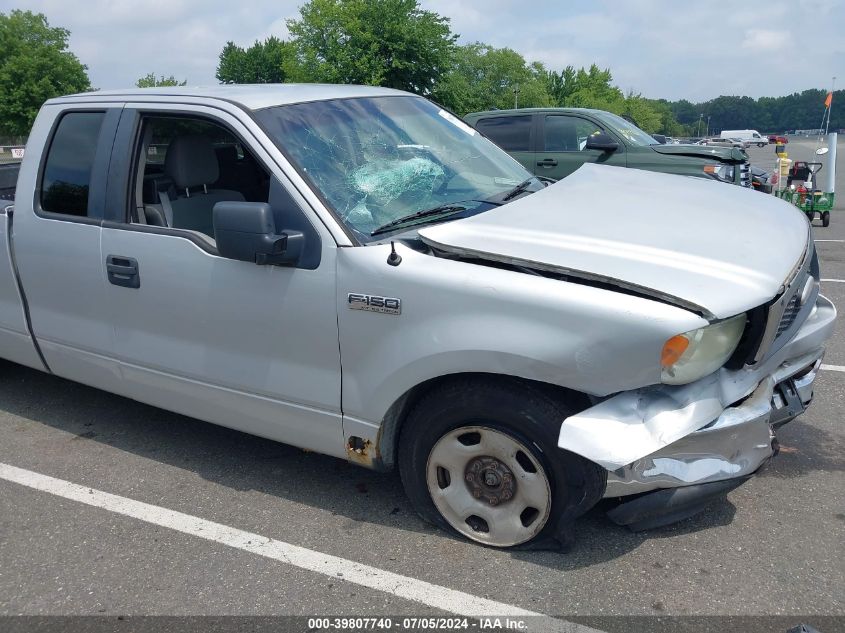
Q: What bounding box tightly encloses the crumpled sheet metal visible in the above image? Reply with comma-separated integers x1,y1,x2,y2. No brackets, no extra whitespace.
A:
603,377,779,496
558,295,835,472
557,373,726,471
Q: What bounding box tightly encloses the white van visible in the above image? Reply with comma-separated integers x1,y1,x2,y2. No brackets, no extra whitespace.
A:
721,129,767,147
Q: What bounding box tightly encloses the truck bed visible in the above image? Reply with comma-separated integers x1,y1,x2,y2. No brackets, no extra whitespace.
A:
0,162,19,203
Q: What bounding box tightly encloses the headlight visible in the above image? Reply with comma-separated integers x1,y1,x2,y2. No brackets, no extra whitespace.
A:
660,314,747,385
703,163,735,182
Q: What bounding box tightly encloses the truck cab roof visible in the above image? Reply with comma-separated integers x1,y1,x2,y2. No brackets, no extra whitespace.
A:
49,84,409,111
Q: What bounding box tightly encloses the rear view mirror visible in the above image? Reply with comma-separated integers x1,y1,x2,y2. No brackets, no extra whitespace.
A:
213,201,304,266
585,133,619,152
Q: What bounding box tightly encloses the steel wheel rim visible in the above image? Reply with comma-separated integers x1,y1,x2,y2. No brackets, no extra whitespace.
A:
425,425,552,547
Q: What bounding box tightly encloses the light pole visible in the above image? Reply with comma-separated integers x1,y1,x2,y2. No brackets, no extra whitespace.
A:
513,84,521,109
698,113,703,137
706,116,711,137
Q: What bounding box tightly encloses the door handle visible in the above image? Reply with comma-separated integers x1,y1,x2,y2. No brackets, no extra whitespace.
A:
106,255,140,289
537,158,558,167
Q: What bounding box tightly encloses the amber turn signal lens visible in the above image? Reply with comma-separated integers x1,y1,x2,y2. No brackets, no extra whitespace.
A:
661,335,690,367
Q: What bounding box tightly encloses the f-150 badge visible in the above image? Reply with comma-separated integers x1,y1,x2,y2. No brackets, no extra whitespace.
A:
348,293,401,315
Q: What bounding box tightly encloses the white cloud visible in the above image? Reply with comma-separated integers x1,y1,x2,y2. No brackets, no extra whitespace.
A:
742,29,792,52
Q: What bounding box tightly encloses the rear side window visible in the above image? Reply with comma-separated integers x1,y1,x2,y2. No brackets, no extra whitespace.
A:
475,116,532,151
41,112,105,216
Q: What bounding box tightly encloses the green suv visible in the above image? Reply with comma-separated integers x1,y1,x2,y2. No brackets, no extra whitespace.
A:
464,108,751,186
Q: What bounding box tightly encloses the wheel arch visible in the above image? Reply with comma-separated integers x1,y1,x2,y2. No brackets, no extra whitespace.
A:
372,372,592,472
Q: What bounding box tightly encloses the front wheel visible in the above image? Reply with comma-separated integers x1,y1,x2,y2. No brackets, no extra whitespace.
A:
822,211,831,227
398,378,605,549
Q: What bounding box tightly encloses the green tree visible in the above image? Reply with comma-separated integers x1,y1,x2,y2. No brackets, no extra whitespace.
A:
435,43,551,115
622,92,662,133
667,89,844,134
216,36,294,84
668,99,699,127
136,73,187,88
0,10,91,136
646,99,690,136
543,65,577,107
564,65,625,111
286,0,456,94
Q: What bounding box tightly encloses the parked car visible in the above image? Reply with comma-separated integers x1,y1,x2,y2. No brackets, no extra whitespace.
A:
769,135,789,144
702,137,744,149
2,85,835,548
721,129,767,147
464,108,751,185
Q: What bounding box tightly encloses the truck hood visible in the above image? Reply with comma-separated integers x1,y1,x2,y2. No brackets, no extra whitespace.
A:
418,164,810,319
650,144,746,162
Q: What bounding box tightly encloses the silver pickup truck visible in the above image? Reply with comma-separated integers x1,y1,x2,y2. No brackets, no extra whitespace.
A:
1,85,836,549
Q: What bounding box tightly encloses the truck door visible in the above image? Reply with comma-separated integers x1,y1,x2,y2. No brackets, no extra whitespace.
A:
11,106,124,390
536,114,626,180
99,105,344,457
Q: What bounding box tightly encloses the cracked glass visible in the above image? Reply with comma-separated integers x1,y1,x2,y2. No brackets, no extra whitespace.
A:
256,96,534,242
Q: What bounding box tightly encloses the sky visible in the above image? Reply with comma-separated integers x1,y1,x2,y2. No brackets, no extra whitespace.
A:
3,0,843,102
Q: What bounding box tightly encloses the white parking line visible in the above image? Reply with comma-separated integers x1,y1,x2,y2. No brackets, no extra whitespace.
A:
821,279,845,283
814,239,845,242
821,364,845,373
0,462,597,633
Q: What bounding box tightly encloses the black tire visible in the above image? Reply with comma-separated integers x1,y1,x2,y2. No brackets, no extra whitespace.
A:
822,211,831,227
398,376,606,550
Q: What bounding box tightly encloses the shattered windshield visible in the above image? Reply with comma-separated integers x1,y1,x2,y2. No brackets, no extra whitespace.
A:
602,112,658,146
255,96,536,242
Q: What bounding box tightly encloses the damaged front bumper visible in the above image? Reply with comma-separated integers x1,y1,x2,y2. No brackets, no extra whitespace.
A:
558,294,836,526
604,353,820,498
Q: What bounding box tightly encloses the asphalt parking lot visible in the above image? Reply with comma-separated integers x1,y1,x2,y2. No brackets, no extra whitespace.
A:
1,168,843,631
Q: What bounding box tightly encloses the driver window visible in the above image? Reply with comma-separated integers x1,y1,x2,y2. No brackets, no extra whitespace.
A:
544,116,603,152
131,115,270,240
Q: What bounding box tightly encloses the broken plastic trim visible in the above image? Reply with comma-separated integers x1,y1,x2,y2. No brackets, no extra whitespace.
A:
606,476,750,531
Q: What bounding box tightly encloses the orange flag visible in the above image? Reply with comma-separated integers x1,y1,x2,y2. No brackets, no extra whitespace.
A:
824,91,833,107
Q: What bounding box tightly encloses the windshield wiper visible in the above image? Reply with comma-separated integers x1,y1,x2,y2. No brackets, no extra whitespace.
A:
370,204,469,236
498,177,536,202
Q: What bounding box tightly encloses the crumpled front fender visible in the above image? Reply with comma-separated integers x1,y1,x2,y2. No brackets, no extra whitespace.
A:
558,294,836,471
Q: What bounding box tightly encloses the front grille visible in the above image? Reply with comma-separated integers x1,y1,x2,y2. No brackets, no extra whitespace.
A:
776,292,802,337
740,160,751,187
744,243,817,366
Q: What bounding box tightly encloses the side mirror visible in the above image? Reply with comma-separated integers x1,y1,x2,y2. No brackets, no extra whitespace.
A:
585,133,619,152
213,201,304,266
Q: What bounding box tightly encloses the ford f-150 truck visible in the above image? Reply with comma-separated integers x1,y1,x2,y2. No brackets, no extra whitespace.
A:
0,85,835,549
464,107,751,186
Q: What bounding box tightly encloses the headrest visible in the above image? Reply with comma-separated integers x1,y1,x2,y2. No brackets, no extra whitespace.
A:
164,135,219,189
